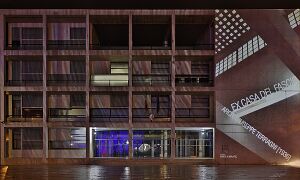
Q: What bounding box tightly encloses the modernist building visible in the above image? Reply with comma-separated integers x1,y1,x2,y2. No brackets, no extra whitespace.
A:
0,9,299,165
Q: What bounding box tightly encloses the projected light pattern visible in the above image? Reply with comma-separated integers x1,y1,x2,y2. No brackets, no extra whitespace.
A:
93,130,129,157
215,35,267,77
288,9,300,29
215,9,251,54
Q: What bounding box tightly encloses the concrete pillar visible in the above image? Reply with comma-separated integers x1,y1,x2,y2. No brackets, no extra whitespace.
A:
151,139,154,157
42,14,48,160
164,130,168,157
128,12,133,159
0,14,5,165
170,13,176,159
185,134,188,157
85,13,90,162
89,128,93,158
160,133,163,158
8,130,12,158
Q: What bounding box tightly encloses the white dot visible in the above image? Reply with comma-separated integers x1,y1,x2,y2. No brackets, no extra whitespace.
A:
232,18,235,21
234,30,238,33
219,21,223,25
228,14,232,17
219,13,223,17
235,22,239,25
215,9,220,13
236,14,240,18
230,26,234,29
223,25,226,29
218,29,222,32
225,36,229,39
215,25,219,28
221,46,225,48
226,43,229,45
224,9,228,13
223,17,227,21
246,27,250,30
222,32,226,36
232,10,236,14
233,36,237,39
229,40,233,43
239,19,243,22
218,42,221,45
239,26,242,29
230,33,233,36
237,33,241,36
215,17,219,21
243,22,247,26
227,22,231,25
242,30,246,33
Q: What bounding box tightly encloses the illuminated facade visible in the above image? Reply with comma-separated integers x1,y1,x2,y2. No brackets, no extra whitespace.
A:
0,9,299,165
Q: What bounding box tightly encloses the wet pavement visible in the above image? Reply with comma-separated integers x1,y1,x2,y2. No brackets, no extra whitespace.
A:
1,165,300,179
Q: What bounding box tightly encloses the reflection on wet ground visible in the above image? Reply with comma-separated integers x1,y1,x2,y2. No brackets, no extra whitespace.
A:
1,165,300,179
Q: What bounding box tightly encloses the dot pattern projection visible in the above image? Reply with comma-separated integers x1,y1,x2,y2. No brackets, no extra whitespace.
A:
215,9,251,54
288,9,300,29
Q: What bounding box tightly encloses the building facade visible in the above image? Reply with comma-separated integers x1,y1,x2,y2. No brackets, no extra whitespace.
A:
0,9,299,165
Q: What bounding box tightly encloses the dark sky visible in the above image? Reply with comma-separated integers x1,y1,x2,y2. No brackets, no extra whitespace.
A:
0,0,299,9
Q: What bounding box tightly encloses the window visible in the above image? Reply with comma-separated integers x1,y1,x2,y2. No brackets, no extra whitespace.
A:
151,95,170,108
10,128,43,150
133,130,171,158
49,128,86,149
22,28,43,39
22,128,43,149
22,94,43,107
12,129,21,149
110,62,128,74
93,130,129,157
70,94,85,107
175,128,214,158
151,62,170,74
70,28,86,40
70,61,86,74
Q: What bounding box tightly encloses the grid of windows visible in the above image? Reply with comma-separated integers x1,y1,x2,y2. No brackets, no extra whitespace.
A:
288,9,300,29
215,35,267,77
215,9,251,54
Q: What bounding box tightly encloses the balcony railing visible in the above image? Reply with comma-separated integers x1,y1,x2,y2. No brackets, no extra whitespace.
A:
49,140,86,149
47,74,86,86
5,73,43,86
6,114,43,122
90,75,128,87
48,108,86,121
132,108,171,122
175,108,209,118
90,44,129,50
47,40,86,50
175,75,213,86
6,43,43,50
132,46,171,50
175,44,214,50
90,108,129,122
5,80,43,86
132,74,171,86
